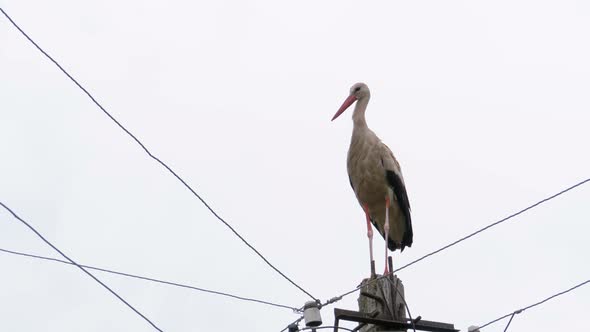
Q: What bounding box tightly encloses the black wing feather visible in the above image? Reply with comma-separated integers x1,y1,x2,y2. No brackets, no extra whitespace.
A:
385,170,413,251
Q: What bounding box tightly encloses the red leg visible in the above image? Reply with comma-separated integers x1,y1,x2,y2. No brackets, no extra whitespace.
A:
384,196,390,275
363,204,374,275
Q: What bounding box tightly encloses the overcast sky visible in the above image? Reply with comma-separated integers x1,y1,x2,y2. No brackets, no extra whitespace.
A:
1,1,589,331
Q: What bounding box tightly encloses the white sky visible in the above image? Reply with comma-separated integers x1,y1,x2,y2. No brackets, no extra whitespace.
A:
1,1,589,331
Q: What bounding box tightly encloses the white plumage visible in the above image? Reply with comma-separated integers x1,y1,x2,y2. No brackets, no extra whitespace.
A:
332,82,412,274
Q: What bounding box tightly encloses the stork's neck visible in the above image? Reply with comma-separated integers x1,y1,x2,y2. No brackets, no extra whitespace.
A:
352,96,370,129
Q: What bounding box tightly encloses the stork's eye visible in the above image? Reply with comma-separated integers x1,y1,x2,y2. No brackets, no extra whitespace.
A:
354,87,361,92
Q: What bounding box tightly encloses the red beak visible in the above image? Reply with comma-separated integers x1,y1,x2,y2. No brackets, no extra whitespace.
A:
331,95,357,121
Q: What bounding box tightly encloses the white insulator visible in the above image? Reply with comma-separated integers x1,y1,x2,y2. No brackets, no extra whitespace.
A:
303,301,322,327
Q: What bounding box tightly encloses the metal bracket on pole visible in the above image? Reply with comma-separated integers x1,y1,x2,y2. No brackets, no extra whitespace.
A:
333,308,459,332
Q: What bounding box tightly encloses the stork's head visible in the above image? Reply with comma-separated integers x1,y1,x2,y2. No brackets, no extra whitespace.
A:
331,82,370,121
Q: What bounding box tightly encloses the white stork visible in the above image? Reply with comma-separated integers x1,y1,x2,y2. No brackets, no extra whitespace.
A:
332,82,413,275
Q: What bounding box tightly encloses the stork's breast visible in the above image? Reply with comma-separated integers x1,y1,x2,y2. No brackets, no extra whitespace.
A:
347,146,387,206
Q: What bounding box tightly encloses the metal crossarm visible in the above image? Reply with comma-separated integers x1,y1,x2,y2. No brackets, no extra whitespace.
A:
334,308,459,332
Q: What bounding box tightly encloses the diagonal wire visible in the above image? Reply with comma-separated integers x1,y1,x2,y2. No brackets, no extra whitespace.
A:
502,312,516,332
319,177,590,308
393,177,590,274
385,277,416,332
0,201,164,332
0,247,301,312
0,7,317,302
477,278,590,330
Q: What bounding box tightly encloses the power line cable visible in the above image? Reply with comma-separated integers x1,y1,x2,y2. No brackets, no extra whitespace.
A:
385,277,416,332
502,312,516,332
477,278,590,330
393,177,589,274
0,7,317,302
0,247,301,312
320,177,590,308
0,201,164,332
